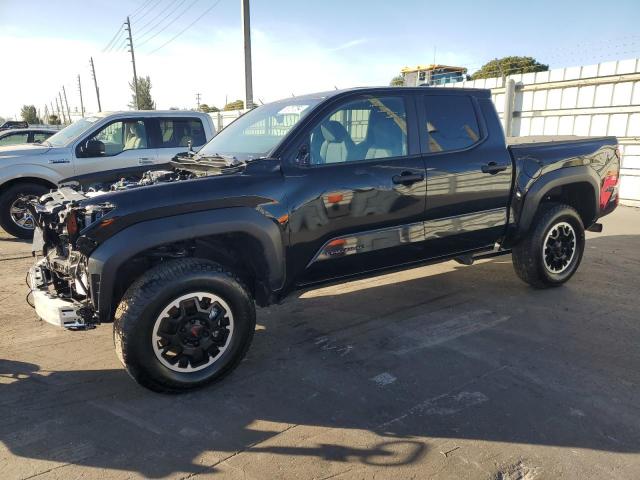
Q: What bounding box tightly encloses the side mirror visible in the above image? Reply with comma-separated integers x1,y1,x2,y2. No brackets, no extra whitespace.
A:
296,144,310,166
80,139,105,157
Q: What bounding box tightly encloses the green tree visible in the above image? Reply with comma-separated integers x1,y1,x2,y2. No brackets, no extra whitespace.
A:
389,75,405,86
224,100,244,111
199,104,220,113
471,56,548,80
129,76,156,110
20,105,40,124
48,114,61,125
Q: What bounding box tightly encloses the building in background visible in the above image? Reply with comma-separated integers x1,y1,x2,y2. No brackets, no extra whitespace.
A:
401,64,468,87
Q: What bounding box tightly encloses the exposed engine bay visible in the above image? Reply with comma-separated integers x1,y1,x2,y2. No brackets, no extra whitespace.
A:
26,154,242,329
83,168,195,197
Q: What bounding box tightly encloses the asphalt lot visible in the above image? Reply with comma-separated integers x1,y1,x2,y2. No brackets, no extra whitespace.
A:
1,206,640,479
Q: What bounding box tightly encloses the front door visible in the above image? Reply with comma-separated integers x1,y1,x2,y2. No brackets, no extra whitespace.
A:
285,93,427,286
417,92,513,256
72,118,159,185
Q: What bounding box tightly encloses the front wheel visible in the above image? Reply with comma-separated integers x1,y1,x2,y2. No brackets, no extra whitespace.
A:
512,203,585,288
113,258,256,393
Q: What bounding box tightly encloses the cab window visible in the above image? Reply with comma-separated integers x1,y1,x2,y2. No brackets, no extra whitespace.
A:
423,95,480,153
308,96,407,165
86,120,148,156
158,119,206,148
0,132,29,146
32,132,53,143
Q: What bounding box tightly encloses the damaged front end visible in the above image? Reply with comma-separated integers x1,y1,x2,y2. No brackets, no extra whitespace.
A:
27,188,114,329
26,158,244,330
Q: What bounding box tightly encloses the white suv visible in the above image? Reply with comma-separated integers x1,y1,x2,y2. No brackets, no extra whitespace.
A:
0,111,215,238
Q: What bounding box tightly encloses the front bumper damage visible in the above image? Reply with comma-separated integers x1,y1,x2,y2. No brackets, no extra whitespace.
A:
29,257,96,329
26,187,109,330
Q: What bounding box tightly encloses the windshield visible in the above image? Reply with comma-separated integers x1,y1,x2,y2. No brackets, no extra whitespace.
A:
198,98,323,161
45,117,101,147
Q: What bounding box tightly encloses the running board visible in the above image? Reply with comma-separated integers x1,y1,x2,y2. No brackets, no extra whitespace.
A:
454,249,511,266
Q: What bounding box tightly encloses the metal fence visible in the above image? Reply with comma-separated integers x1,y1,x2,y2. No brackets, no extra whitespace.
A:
208,109,249,131
437,58,640,207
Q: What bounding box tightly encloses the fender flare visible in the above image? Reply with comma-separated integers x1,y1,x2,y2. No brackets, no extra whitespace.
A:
86,207,285,322
517,165,599,234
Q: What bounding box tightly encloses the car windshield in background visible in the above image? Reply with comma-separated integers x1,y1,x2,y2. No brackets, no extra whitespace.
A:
198,99,322,161
45,117,100,147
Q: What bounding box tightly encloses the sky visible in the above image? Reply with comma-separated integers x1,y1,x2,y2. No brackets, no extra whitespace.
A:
1,0,639,119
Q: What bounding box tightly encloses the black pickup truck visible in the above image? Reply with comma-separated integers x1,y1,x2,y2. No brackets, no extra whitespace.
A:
27,87,620,392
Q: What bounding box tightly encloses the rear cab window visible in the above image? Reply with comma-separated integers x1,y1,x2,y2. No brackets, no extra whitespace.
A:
421,95,481,153
157,118,206,148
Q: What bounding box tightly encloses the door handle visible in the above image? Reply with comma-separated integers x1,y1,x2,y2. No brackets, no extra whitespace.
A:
392,172,424,185
481,162,507,174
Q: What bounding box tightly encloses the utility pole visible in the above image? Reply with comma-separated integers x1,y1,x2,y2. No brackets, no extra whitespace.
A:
196,93,201,110
62,86,72,123
77,75,85,117
57,93,66,124
50,101,56,123
43,105,49,124
241,0,254,110
125,16,139,109
90,57,102,112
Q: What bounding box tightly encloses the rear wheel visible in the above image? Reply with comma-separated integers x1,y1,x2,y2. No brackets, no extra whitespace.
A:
512,203,585,288
113,258,255,393
0,183,49,239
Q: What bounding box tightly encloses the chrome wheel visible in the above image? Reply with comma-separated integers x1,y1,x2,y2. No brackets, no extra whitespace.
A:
543,221,576,274
10,195,37,230
151,292,235,373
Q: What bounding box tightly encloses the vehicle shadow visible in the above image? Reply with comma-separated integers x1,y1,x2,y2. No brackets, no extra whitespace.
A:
1,234,639,478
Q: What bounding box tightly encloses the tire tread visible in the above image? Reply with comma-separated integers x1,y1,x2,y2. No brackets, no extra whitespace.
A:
113,258,255,393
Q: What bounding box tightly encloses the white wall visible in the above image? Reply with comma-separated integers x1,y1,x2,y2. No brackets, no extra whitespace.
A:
440,58,640,206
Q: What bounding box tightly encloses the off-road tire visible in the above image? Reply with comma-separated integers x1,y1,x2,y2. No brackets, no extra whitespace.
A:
512,203,585,288
113,258,256,393
0,183,49,239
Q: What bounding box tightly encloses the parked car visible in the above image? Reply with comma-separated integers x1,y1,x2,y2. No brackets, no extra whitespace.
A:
0,128,57,147
27,87,620,392
0,110,215,238
0,120,28,131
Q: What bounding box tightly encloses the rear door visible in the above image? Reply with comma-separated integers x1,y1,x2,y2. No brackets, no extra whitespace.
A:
418,92,513,256
72,118,159,183
284,92,427,286
147,117,209,164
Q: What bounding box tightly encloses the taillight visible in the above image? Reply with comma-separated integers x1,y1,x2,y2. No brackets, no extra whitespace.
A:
600,147,621,210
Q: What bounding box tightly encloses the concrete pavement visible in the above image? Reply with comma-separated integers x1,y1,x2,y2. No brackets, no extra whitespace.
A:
1,207,640,479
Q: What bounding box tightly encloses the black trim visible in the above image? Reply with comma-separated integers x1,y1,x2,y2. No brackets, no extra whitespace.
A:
517,165,600,234
86,208,285,322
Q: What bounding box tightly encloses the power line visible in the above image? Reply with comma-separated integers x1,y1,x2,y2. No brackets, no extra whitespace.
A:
136,3,158,22
130,0,154,17
137,0,199,48
102,24,124,52
136,0,187,39
135,0,175,36
115,35,129,52
146,0,223,54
